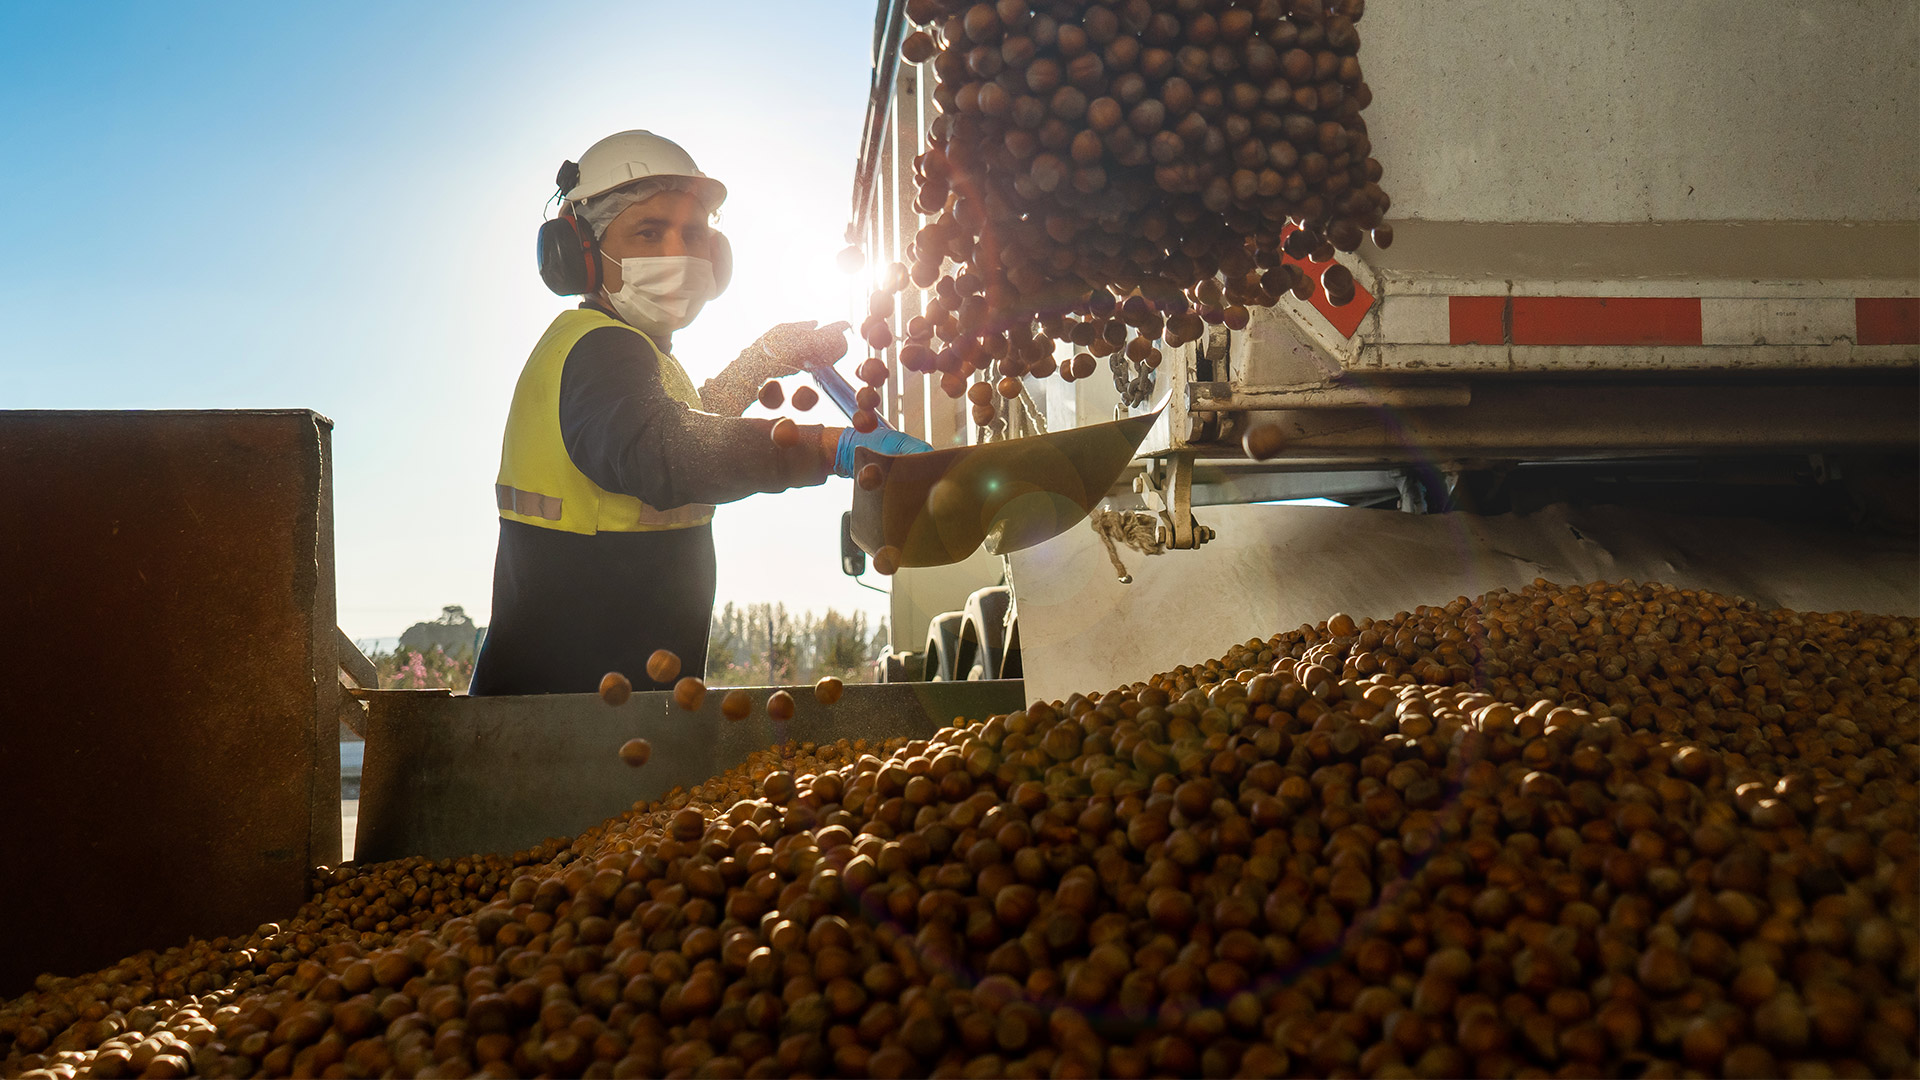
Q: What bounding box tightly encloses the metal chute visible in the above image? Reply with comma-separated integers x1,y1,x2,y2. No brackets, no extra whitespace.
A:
848,409,1159,567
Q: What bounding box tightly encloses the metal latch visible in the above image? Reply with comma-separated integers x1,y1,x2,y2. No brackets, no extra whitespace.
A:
1133,452,1216,549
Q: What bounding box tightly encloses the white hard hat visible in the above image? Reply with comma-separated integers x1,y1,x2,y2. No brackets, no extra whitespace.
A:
560,130,726,213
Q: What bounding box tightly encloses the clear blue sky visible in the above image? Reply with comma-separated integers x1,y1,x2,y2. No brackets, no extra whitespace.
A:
0,3,893,639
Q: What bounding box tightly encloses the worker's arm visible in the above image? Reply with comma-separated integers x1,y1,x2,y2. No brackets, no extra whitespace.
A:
558,327,835,509
699,321,851,416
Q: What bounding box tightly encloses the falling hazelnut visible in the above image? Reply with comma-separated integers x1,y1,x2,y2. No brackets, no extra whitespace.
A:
767,690,796,722
1243,423,1285,460
673,676,707,710
645,649,681,684
617,738,651,767
902,31,936,63
599,671,632,706
770,418,802,449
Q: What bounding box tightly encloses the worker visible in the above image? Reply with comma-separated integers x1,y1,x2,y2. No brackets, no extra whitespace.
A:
470,130,928,696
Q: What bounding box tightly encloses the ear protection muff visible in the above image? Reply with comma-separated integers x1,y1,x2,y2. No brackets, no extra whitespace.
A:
709,231,733,297
537,159,598,296
537,212,599,297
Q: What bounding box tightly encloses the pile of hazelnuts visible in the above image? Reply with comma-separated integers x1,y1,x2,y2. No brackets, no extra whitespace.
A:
6,581,1915,1079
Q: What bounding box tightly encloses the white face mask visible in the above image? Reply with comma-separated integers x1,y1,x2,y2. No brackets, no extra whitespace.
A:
599,253,717,336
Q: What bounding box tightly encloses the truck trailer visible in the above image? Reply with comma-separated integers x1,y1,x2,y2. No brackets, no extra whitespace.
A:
842,0,1920,693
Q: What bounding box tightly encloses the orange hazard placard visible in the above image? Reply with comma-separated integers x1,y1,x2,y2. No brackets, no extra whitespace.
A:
1278,223,1374,339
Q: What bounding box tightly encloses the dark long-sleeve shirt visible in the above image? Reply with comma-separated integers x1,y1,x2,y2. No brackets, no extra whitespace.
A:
470,310,833,696
556,322,832,507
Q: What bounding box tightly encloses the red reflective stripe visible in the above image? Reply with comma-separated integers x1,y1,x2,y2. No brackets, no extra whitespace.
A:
1440,296,1916,348
1510,297,1702,346
1450,296,1506,345
1857,298,1920,346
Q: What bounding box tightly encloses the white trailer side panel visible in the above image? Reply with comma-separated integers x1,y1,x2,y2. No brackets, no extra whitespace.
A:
1367,0,1918,225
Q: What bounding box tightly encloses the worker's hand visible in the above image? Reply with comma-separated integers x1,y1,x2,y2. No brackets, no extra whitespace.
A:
741,320,851,381
833,427,932,478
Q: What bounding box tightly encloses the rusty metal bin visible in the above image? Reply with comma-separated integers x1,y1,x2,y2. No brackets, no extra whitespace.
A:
0,410,339,996
353,681,1027,863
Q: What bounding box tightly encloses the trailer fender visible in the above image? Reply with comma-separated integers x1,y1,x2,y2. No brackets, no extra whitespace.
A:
959,586,1012,681
923,611,965,681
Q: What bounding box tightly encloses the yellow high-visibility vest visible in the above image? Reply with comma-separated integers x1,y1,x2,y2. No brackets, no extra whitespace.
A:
495,308,715,534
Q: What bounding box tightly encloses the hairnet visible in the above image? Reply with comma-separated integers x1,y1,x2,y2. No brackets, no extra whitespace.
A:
574,177,718,239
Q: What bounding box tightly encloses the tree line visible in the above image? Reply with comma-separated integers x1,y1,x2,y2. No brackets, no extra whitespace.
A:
367,603,886,692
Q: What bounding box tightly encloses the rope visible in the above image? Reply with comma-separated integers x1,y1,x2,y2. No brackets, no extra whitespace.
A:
1016,384,1048,434
1089,509,1164,584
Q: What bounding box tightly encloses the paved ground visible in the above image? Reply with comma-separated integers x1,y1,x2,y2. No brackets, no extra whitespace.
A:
340,739,362,861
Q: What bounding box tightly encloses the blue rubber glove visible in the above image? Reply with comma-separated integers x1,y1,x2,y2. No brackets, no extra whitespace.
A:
835,427,932,478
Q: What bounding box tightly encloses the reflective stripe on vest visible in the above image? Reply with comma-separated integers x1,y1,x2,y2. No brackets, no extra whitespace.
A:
495,308,716,534
495,484,562,521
